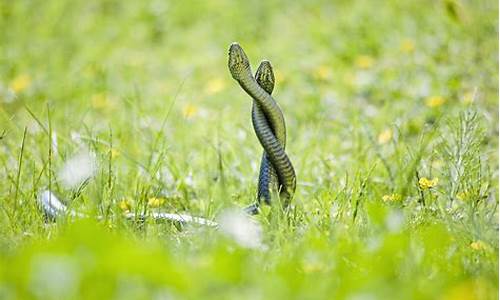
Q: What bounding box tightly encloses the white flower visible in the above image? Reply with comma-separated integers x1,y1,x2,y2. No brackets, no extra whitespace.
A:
217,208,263,249
330,202,340,220
58,151,96,188
386,210,404,233
70,131,82,144
236,129,247,141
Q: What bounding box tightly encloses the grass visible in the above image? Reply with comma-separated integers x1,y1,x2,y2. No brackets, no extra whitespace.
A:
0,0,498,299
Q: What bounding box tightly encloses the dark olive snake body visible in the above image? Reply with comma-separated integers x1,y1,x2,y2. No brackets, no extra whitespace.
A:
254,61,279,204
228,43,296,212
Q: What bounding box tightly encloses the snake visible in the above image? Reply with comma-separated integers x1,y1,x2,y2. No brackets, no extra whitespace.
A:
228,42,296,212
253,61,279,204
38,43,295,224
38,190,217,227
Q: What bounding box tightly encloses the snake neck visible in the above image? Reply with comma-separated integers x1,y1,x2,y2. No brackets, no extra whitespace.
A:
251,101,286,149
240,75,287,146
252,104,296,194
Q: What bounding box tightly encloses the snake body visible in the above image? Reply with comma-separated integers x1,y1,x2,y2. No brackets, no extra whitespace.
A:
254,61,279,204
38,190,217,227
228,43,296,210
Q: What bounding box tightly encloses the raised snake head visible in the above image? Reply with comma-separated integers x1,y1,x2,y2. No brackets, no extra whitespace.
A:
228,42,252,81
255,60,275,94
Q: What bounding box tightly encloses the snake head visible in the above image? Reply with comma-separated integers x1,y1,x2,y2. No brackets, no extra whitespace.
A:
228,42,251,81
255,60,275,94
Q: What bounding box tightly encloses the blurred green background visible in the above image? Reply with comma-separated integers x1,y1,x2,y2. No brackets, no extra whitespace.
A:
0,0,498,299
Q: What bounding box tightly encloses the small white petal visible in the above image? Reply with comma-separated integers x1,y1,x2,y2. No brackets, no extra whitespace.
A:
330,202,340,220
386,210,405,233
217,208,263,249
58,151,96,188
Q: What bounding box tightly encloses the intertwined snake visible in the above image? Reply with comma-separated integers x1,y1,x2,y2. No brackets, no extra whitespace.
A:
228,43,296,213
38,43,296,226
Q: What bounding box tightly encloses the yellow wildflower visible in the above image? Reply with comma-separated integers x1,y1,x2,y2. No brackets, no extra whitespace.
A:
204,78,225,95
91,93,113,110
400,39,415,53
382,193,402,202
462,91,475,105
118,199,133,212
110,149,120,159
148,197,165,208
377,129,392,144
314,65,332,81
182,104,198,119
419,177,439,190
355,55,375,69
425,96,446,108
9,74,32,93
301,255,326,273
456,191,468,201
470,240,489,251
302,262,325,273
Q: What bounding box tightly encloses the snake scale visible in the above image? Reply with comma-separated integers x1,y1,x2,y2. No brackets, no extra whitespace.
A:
228,43,296,213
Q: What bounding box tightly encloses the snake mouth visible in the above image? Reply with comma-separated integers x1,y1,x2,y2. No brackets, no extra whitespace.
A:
228,42,251,80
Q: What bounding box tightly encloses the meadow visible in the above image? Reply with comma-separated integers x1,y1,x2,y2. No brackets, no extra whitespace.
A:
0,0,498,299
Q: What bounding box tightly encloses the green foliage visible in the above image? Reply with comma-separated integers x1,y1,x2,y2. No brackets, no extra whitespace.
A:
0,0,498,299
